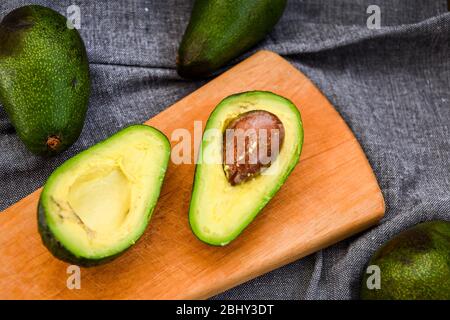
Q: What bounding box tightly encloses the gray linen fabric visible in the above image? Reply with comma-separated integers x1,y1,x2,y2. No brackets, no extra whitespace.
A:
1,0,449,300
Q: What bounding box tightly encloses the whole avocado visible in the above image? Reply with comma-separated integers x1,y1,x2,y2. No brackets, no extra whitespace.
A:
177,0,287,79
361,220,450,300
0,5,90,156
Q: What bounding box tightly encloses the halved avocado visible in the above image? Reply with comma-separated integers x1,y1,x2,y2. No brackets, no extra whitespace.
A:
38,125,170,266
189,91,303,246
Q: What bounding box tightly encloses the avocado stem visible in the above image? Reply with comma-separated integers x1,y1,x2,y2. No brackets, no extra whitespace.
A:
47,135,61,151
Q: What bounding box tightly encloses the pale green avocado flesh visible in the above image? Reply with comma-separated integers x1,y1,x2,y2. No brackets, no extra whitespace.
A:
189,91,304,246
38,125,170,266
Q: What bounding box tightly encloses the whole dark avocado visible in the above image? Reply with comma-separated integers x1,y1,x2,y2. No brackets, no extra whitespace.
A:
361,220,450,300
177,0,287,79
0,5,90,156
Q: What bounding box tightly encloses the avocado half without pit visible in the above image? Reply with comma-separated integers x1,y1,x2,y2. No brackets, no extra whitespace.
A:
189,91,304,246
38,125,171,267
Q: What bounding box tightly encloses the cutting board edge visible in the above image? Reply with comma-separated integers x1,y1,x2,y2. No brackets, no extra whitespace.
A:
154,200,385,300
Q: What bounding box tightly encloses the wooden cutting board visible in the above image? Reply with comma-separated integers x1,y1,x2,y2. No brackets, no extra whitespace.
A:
0,50,384,299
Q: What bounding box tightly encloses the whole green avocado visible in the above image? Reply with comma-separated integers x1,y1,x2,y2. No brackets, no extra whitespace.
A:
177,0,287,79
361,220,450,300
0,5,90,156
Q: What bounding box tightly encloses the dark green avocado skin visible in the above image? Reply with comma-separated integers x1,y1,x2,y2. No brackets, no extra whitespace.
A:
0,5,90,156
177,0,287,78
361,220,450,300
38,200,122,267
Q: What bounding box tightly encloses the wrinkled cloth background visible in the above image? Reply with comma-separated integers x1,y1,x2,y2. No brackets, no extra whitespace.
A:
1,0,449,299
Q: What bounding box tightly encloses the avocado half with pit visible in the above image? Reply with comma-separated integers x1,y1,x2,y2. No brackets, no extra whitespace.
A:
189,91,303,246
38,125,170,266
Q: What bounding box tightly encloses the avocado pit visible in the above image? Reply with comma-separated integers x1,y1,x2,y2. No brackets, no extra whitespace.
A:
223,110,285,185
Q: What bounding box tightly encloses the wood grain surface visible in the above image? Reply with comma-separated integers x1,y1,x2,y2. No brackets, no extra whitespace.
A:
0,51,384,299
